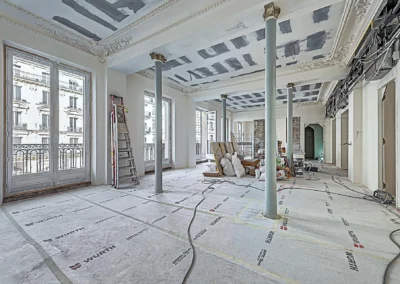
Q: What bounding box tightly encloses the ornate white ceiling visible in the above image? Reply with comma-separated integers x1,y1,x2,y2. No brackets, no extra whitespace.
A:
0,0,384,98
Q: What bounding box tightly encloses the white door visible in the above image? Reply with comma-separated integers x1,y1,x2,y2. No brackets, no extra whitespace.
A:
5,48,90,195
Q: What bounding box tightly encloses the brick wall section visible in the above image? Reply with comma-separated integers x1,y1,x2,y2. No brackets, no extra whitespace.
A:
254,117,301,157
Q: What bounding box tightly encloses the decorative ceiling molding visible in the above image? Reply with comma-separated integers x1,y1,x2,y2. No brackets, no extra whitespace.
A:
354,0,371,23
101,0,182,44
0,0,232,62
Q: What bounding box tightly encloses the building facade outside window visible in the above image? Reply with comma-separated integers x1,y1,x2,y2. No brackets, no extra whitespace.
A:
143,91,171,170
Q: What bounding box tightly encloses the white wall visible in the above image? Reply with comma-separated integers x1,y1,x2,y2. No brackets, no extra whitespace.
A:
348,88,363,183
232,104,327,153
0,20,107,203
125,73,192,177
361,81,380,191
324,119,333,163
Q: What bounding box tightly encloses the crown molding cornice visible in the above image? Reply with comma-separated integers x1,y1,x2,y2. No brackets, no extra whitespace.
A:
0,0,231,63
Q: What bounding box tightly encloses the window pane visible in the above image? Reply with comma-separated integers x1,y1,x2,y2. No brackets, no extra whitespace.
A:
144,92,171,162
12,55,51,175
59,69,85,170
207,111,216,154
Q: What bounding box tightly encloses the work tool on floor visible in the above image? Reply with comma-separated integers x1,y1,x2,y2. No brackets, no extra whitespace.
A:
110,94,139,189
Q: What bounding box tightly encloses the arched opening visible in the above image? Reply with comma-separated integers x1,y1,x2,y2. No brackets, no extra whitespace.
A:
305,126,315,159
305,124,324,160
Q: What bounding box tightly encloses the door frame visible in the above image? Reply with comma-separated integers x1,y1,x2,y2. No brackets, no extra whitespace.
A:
5,47,91,195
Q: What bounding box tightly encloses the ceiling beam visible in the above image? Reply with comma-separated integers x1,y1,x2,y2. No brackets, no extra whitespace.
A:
188,65,349,101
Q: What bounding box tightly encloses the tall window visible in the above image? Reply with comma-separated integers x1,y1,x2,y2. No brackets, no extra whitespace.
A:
237,122,243,139
196,110,202,157
69,96,78,109
13,85,22,101
42,114,49,129
42,90,49,104
69,117,77,131
207,111,216,155
6,47,90,192
143,91,171,168
14,111,22,125
42,72,49,84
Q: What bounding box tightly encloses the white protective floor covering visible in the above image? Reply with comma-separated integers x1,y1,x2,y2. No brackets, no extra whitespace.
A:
0,164,400,284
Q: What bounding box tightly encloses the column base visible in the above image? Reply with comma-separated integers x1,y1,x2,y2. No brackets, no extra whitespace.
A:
262,213,281,220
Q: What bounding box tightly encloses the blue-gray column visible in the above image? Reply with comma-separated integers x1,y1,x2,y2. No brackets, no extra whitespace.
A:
150,52,166,194
263,3,280,219
221,94,227,142
287,83,294,172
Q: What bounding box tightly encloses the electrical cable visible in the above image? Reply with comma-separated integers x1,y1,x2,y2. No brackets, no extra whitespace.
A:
182,183,211,284
383,229,400,284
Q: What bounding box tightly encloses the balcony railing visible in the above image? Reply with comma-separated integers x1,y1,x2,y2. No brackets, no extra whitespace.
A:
12,144,84,175
39,125,49,131
60,82,83,93
144,143,166,162
67,127,83,133
13,124,28,130
14,69,50,85
196,143,202,156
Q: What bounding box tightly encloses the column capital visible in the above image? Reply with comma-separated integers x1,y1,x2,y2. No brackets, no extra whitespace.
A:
221,94,228,99
287,83,295,88
150,52,167,63
263,3,280,21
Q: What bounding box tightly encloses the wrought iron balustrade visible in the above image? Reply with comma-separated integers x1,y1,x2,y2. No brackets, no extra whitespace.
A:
12,143,84,175
67,127,83,133
196,143,202,155
14,69,50,85
144,143,166,161
13,124,28,130
59,81,83,93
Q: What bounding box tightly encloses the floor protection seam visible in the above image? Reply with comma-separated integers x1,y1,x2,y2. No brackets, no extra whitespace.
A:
0,207,73,284
67,192,295,283
97,186,394,259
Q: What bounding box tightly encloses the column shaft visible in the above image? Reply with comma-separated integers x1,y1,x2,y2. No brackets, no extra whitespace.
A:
263,4,279,219
222,95,227,142
155,60,163,194
287,84,294,171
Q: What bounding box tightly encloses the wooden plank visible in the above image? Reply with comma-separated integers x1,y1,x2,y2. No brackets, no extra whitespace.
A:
211,142,224,176
225,142,234,154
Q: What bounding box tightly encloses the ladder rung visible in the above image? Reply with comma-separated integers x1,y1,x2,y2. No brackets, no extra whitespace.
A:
118,148,131,152
119,165,136,169
119,174,134,180
119,157,134,161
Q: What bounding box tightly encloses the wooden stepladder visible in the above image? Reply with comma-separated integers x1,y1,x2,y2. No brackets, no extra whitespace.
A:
110,95,139,189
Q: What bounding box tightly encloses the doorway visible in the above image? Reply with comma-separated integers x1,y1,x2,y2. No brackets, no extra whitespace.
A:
6,47,91,195
305,126,315,159
341,111,349,170
382,81,396,198
332,119,336,164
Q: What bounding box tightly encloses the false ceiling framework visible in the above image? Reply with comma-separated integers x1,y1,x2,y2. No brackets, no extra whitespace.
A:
211,83,321,112
150,3,344,87
0,0,384,100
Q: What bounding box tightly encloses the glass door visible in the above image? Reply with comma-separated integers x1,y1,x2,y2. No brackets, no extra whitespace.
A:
143,91,171,171
6,48,90,195
56,66,90,185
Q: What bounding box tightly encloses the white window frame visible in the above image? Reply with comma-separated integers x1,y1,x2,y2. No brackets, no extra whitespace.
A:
5,47,91,195
143,91,172,171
